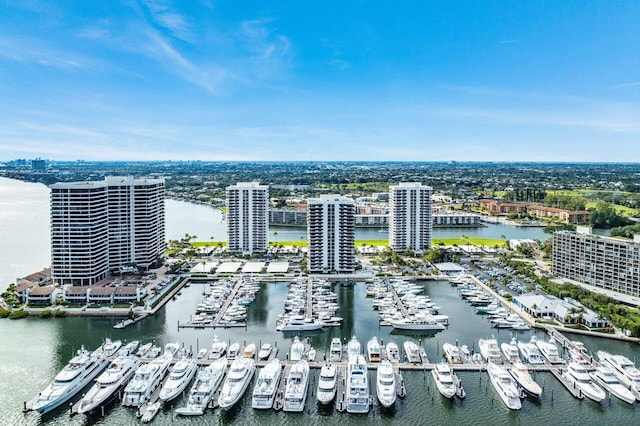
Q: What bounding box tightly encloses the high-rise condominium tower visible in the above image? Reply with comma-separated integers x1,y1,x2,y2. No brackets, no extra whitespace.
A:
307,194,355,274
50,176,165,286
389,182,432,253
226,182,269,254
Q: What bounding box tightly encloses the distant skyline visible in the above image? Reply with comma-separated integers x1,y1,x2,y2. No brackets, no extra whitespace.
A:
1,1,640,162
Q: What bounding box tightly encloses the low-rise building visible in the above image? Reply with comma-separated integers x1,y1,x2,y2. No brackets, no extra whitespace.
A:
528,205,591,224
479,199,527,215
25,286,60,305
514,294,609,328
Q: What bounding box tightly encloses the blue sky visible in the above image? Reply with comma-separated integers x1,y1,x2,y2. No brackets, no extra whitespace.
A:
1,1,639,161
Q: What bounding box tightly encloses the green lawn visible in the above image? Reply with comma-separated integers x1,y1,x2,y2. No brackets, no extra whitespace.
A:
584,200,637,216
433,237,507,247
270,241,307,247
191,241,227,247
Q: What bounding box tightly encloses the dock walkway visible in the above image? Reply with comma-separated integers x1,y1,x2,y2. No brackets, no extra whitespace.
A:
306,277,313,319
212,278,244,327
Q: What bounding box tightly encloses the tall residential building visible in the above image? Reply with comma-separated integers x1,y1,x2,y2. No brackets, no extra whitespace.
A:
50,176,165,286
389,182,432,253
307,194,355,274
226,182,269,254
553,227,640,298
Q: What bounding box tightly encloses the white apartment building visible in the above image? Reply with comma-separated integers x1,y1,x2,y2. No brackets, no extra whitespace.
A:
226,182,269,254
389,182,432,253
307,194,355,274
50,176,165,286
553,226,640,298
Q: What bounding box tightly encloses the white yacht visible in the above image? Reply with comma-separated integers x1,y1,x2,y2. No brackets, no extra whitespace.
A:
208,335,227,360
218,357,256,410
159,357,198,403
479,337,502,363
31,345,110,414
388,316,445,331
258,343,273,361
121,341,140,356
597,351,640,400
316,364,337,405
251,358,282,409
500,337,521,364
403,341,421,363
442,343,463,364
122,345,175,407
283,359,310,412
347,336,361,358
487,362,522,410
290,336,305,362
509,361,542,398
77,355,140,415
346,355,369,414
135,343,153,358
376,360,396,407
431,362,456,399
590,366,636,404
517,336,545,365
329,338,342,362
176,358,227,416
386,342,400,363
228,342,240,360
564,361,606,402
278,315,323,332
367,337,381,363
536,337,564,365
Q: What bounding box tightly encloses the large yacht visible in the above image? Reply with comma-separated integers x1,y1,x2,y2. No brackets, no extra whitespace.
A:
289,336,305,362
283,359,310,412
442,343,463,364
176,358,227,416
208,335,227,360
347,336,361,358
500,337,521,364
77,355,139,415
277,315,323,332
535,337,564,365
218,357,256,410
597,351,640,400
564,361,606,402
517,336,545,365
376,360,396,407
122,344,176,407
31,343,113,414
346,355,369,414
329,338,342,362
159,357,198,403
487,362,522,410
431,362,456,399
386,342,400,363
388,315,445,332
589,366,636,404
251,358,282,409
508,361,542,399
367,337,381,363
478,337,502,364
316,364,337,405
403,341,421,363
